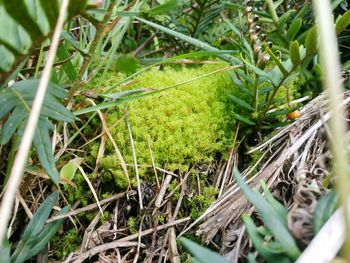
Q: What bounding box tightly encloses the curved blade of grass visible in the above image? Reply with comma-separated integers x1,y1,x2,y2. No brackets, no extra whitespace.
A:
313,191,338,233
134,17,241,65
179,237,230,263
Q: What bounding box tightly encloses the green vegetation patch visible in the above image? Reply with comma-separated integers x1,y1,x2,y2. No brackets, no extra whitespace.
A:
90,63,236,181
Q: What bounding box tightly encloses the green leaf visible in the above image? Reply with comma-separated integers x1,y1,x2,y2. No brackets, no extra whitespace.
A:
289,41,301,67
179,238,230,263
313,191,338,233
233,169,301,259
277,10,297,32
247,253,258,263
61,31,89,55
21,192,58,241
0,106,26,144
0,0,92,76
336,9,350,35
3,0,44,42
260,181,288,226
39,0,59,28
114,54,139,74
305,26,318,57
57,44,77,81
33,118,59,184
233,113,255,125
99,88,153,100
229,95,254,112
293,4,311,22
286,18,302,41
0,79,74,183
242,215,292,263
148,0,177,15
24,206,70,260
12,204,69,263
0,238,11,263
60,157,84,181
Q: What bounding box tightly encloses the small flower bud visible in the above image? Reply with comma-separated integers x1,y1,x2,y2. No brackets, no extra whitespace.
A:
260,34,267,42
258,53,270,69
245,6,253,14
268,41,273,49
254,45,262,62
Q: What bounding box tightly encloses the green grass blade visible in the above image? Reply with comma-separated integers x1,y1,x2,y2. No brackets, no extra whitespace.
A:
179,237,230,263
134,17,241,65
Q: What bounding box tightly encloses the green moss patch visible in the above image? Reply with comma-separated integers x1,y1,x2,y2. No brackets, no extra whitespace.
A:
91,64,237,178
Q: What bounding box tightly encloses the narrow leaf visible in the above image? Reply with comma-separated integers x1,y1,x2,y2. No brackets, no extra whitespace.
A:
33,118,59,184
305,26,318,57
336,9,350,35
313,191,338,233
233,169,300,259
229,95,255,112
286,18,302,41
289,41,301,67
134,17,241,65
179,237,230,263
148,0,177,15
233,113,255,125
21,192,58,241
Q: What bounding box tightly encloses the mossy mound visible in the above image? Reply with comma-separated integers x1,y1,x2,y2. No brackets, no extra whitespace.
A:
89,63,237,181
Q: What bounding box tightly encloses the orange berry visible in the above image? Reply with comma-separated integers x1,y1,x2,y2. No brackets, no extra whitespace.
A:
287,110,301,120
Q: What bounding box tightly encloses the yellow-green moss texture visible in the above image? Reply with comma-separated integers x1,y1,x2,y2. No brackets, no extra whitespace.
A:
92,64,236,174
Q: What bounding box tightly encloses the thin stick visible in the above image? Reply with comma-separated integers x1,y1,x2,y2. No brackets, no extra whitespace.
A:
47,190,136,222
125,109,143,210
133,215,145,263
0,0,69,244
147,135,160,189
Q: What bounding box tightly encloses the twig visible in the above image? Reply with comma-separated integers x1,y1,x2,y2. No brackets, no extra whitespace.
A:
72,241,141,263
133,215,145,263
155,174,172,208
47,191,136,222
66,0,117,103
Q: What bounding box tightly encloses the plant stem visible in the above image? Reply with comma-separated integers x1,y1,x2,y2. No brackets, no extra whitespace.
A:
66,0,117,103
265,0,279,24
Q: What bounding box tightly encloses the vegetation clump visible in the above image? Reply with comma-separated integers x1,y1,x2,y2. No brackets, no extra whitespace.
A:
91,64,237,180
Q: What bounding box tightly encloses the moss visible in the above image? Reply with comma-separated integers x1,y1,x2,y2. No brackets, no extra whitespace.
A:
64,172,90,206
88,63,236,177
127,216,138,234
51,229,82,259
190,186,218,220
